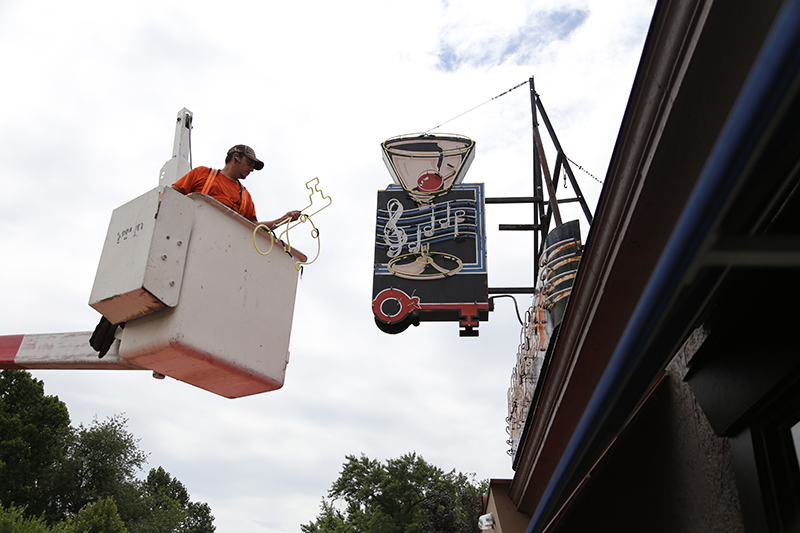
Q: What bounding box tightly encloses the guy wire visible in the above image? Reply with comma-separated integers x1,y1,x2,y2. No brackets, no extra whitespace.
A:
425,79,528,133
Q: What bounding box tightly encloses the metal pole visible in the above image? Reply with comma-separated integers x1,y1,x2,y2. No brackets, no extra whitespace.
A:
531,78,543,282
531,83,563,228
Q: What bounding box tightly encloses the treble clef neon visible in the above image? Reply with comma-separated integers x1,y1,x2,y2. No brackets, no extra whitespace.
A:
383,198,407,258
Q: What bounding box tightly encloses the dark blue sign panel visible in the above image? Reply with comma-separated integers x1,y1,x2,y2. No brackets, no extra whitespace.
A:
372,184,488,336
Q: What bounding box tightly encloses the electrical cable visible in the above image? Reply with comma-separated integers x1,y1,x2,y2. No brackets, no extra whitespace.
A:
490,294,525,326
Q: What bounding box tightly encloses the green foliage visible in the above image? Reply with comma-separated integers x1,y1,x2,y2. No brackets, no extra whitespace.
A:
60,414,148,520
0,499,127,533
0,370,215,533
302,453,487,533
0,505,58,533
69,497,128,533
180,501,215,533
125,466,215,533
0,370,71,521
130,466,188,532
299,500,347,533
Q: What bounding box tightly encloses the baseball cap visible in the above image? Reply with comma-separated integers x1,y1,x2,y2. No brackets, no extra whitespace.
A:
228,145,264,170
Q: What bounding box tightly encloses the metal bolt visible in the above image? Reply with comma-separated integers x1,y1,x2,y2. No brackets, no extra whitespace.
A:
161,254,168,260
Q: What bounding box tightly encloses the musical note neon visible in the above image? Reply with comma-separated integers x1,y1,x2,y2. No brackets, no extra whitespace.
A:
383,198,408,258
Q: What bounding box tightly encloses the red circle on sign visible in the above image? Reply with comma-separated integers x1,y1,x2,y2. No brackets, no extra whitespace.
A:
417,172,443,192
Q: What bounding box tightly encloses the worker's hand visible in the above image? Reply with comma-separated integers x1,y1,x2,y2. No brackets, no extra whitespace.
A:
285,210,302,222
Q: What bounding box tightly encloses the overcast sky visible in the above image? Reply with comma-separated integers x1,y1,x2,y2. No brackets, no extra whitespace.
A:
0,1,656,531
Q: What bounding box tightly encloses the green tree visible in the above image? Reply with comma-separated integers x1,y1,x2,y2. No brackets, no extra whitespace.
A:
0,499,128,533
0,370,71,522
300,500,347,533
0,505,59,533
68,497,128,533
181,501,215,533
127,466,215,533
302,453,487,533
59,414,148,522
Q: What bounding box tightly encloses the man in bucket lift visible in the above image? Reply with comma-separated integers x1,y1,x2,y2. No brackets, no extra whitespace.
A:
172,144,302,228
90,144,304,357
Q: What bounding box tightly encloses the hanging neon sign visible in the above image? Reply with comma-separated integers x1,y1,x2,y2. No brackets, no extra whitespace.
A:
372,134,489,336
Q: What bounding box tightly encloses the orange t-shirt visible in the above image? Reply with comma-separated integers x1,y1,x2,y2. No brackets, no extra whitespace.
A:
172,166,257,221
